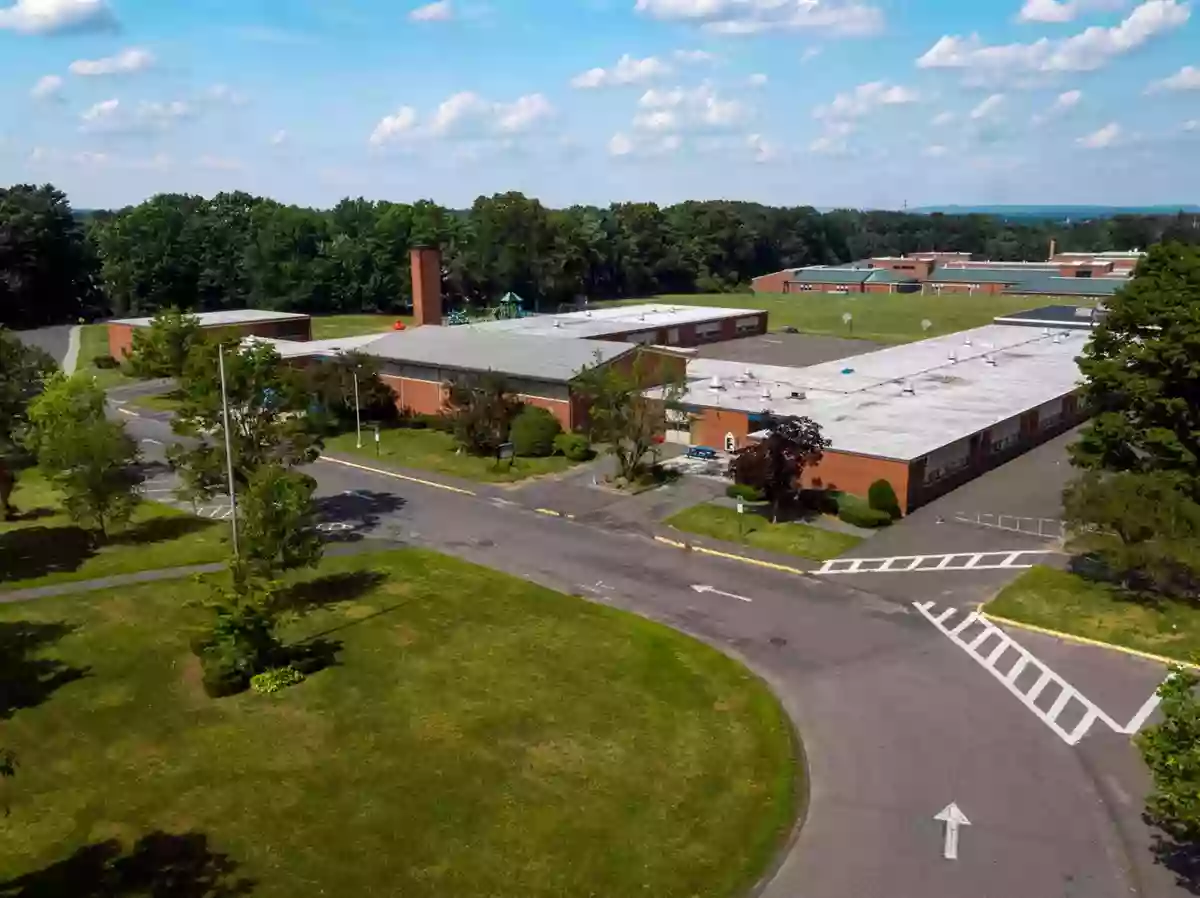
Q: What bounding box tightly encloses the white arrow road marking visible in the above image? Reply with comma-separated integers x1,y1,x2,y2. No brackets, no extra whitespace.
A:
690,584,752,603
934,802,970,860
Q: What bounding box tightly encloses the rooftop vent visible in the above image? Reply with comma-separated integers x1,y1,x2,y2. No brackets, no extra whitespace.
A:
553,321,562,328
761,388,771,400
744,368,754,380
1043,327,1052,337
1052,333,1062,344
709,376,723,391
984,355,997,366
789,390,804,400
585,310,593,317
901,382,915,396
963,336,972,347
948,350,958,363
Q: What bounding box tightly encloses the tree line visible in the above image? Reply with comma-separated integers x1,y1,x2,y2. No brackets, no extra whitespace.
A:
4,182,1200,329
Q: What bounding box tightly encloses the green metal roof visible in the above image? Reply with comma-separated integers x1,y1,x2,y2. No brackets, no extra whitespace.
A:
865,268,920,284
1002,274,1126,298
925,268,1031,285
787,267,872,285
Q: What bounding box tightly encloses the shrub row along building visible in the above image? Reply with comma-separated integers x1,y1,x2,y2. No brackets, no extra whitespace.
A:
106,247,1094,512
751,248,1141,300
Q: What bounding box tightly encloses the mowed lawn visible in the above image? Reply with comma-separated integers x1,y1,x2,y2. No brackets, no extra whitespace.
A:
325,427,577,483
0,469,228,591
627,292,1079,344
987,566,1200,663
667,503,863,562
310,314,413,340
0,548,798,898
77,324,138,389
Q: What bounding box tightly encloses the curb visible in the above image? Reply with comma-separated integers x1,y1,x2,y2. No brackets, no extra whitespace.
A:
653,535,811,576
978,604,1200,671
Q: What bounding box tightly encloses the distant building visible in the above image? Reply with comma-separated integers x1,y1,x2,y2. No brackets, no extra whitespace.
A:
106,308,312,360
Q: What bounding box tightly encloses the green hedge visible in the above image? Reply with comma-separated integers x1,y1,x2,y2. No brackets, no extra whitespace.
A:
726,483,765,502
868,479,902,519
838,504,893,529
511,405,562,457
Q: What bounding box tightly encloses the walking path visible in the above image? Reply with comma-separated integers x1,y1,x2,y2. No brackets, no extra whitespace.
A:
62,325,81,375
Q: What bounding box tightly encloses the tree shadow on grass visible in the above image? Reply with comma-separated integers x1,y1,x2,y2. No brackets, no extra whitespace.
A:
270,570,388,616
0,527,96,584
1,507,57,524
1148,830,1200,895
0,620,89,719
0,831,256,898
112,515,215,547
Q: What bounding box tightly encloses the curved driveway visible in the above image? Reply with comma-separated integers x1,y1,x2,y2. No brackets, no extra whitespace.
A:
119,411,1141,898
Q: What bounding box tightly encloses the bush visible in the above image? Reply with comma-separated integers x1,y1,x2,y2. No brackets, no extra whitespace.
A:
199,648,250,698
553,432,593,462
510,405,562,457
415,413,453,433
726,483,765,502
92,354,120,370
868,479,902,519
250,665,306,695
838,504,893,529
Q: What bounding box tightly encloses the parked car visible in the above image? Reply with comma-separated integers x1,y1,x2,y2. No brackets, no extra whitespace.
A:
686,446,719,460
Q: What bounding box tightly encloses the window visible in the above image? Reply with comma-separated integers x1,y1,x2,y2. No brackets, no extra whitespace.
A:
667,328,680,345
695,321,722,339
736,317,759,333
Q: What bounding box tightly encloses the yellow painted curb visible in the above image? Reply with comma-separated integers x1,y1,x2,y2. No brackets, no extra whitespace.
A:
317,456,476,496
653,535,810,576
535,508,561,517
979,604,1200,671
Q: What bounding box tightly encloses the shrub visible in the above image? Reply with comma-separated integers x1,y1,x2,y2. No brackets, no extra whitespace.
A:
92,354,120,370
838,504,893,529
726,483,765,502
199,648,250,698
868,479,902,520
250,665,306,695
510,405,562,457
416,413,453,433
553,433,593,462
798,488,840,516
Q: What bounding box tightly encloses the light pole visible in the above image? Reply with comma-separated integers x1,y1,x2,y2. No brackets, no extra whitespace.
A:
353,366,362,449
218,345,240,559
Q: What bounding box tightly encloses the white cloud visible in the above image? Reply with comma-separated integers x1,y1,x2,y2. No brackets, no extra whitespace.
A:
747,72,768,86
369,92,554,146
746,132,778,162
922,144,949,157
1185,119,1200,131
809,119,855,154
814,81,919,119
1077,121,1121,147
633,109,679,132
801,46,823,63
409,0,452,22
80,98,120,125
931,110,955,125
80,97,194,133
571,54,671,88
608,132,635,156
30,74,64,101
0,0,114,34
674,48,716,62
607,131,681,157
369,107,418,146
270,129,288,146
1017,0,1125,23
203,84,249,106
633,83,748,131
1032,88,1082,123
635,0,885,37
69,47,155,77
969,93,1004,120
1147,65,1200,92
919,0,1189,77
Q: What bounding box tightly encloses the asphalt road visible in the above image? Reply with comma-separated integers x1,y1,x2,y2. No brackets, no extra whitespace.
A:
11,324,73,366
109,408,1173,898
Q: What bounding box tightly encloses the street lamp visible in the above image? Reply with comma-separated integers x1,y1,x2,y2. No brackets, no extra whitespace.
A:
217,345,240,559
353,365,362,450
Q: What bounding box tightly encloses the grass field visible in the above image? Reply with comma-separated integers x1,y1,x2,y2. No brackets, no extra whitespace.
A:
311,314,413,340
325,427,577,483
0,548,798,898
76,324,138,389
628,292,1081,344
125,389,185,414
0,469,227,591
987,566,1200,663
666,502,863,562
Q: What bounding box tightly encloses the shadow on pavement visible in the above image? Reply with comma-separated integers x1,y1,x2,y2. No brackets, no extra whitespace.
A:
1149,829,1200,895
0,831,256,898
0,620,89,719
314,490,406,542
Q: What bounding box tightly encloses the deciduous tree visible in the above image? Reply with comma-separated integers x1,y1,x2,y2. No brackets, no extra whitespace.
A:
126,307,203,376
238,464,322,580
1137,668,1200,854
0,330,56,519
23,374,139,539
444,373,522,456
728,414,829,523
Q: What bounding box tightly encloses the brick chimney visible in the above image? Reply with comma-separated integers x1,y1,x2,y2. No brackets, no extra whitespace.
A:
1048,238,1057,262
410,246,443,327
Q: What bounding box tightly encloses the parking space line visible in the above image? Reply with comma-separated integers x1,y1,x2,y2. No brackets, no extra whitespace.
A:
914,600,1163,746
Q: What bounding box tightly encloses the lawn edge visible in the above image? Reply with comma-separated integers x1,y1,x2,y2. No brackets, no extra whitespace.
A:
977,601,1200,670
655,533,813,576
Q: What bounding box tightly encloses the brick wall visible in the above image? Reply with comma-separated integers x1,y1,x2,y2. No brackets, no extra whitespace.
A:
107,324,135,360
751,271,791,293
801,451,913,513
691,408,752,452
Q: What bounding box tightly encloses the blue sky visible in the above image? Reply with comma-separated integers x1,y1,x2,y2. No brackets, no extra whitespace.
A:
1,0,1197,210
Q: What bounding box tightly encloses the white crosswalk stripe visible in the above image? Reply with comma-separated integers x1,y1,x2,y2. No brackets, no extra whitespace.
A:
814,549,1058,575
913,601,1163,746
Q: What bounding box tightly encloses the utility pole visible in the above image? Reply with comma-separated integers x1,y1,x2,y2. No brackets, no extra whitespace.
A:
218,345,240,559
353,367,362,450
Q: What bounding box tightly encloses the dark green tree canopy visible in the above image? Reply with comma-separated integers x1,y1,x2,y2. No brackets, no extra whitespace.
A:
728,414,830,522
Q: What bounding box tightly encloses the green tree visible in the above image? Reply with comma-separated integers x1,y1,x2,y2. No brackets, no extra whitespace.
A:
168,340,322,501
0,330,56,519
727,414,830,523
510,405,562,457
24,374,140,539
573,349,685,483
302,351,396,433
444,373,522,456
191,568,283,697
238,465,322,580
1071,243,1200,499
1063,470,1200,596
1137,668,1200,852
126,307,203,376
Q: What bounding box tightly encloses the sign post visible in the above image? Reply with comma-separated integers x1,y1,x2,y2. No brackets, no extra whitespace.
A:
737,499,745,541
496,442,515,470
373,425,381,457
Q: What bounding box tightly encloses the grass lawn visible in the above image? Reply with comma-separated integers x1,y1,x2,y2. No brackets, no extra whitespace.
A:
76,324,138,389
666,502,863,562
311,314,413,340
987,566,1200,663
0,469,228,591
625,293,1085,345
324,427,577,483
125,389,185,414
0,547,798,898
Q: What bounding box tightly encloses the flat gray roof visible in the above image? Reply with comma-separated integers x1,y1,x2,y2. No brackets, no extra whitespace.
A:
111,309,310,328
361,326,634,383
462,303,765,340
243,333,389,359
654,324,1088,462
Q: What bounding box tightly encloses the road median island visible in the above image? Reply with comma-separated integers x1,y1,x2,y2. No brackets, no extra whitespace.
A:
985,566,1200,667
665,502,863,564
0,546,803,898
